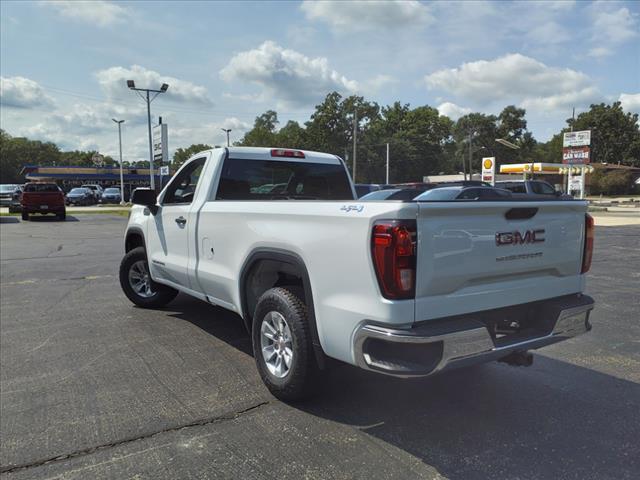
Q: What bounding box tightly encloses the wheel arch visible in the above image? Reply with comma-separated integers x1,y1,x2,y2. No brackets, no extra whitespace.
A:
239,248,326,368
125,227,146,253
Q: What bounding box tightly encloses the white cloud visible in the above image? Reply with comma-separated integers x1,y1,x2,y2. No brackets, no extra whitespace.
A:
38,0,129,27
300,0,432,30
171,117,252,151
363,74,397,93
425,53,600,110
95,65,213,106
0,76,55,109
587,46,613,58
220,41,358,107
619,93,640,114
589,1,638,44
437,102,472,120
587,1,638,57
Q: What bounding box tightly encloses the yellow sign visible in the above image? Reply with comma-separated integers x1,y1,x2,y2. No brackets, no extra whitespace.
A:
483,158,493,170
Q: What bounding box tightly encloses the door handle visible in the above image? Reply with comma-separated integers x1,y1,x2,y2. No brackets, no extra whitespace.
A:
175,216,187,226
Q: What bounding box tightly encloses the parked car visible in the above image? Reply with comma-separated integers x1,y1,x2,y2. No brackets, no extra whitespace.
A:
81,184,104,201
119,147,594,401
0,184,18,207
414,186,513,201
101,187,122,204
8,185,24,213
360,188,432,201
20,183,66,220
495,180,569,198
66,187,94,206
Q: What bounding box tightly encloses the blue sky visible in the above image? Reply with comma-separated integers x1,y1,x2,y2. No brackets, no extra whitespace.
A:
1,0,638,163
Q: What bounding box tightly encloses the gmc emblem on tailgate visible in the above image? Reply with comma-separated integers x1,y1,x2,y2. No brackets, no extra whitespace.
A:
496,229,545,246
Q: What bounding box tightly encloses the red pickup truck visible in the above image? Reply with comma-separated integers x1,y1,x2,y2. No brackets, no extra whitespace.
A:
20,183,66,221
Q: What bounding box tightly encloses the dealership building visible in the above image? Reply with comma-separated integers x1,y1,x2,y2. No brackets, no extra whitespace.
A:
20,165,173,199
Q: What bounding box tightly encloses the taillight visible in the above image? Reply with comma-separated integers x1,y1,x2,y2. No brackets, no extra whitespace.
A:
581,213,594,274
371,220,417,299
271,149,305,158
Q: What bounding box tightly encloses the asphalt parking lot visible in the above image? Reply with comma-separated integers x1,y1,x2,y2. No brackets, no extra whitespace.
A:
1,215,639,480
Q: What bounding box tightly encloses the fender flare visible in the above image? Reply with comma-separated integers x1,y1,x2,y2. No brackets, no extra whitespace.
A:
239,248,326,368
124,226,146,252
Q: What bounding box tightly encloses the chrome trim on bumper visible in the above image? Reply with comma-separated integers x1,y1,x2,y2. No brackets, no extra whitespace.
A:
353,300,593,377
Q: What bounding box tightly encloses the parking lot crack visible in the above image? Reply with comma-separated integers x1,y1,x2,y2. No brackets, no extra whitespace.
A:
0,401,270,475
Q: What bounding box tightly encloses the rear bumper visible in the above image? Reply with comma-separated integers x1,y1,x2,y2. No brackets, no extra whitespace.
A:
22,205,65,214
353,294,594,377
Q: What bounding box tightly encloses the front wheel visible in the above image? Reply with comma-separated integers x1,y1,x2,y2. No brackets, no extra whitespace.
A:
21,212,29,221
119,247,178,308
252,287,320,401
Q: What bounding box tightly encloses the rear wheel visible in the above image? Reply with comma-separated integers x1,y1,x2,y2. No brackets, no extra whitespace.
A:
57,211,66,221
21,212,28,221
252,287,320,401
119,247,178,308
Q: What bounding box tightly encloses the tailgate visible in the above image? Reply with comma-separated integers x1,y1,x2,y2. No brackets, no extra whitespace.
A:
22,192,63,206
414,201,587,322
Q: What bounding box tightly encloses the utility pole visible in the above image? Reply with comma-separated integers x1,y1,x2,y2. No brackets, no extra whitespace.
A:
221,128,232,147
127,80,169,191
468,131,473,181
352,110,358,182
112,119,125,204
385,142,390,184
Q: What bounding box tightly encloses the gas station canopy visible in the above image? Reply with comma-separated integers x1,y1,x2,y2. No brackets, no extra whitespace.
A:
499,163,563,174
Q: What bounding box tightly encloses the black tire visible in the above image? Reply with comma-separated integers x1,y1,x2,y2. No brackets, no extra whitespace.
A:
119,246,178,308
57,211,66,221
252,287,320,401
21,212,29,221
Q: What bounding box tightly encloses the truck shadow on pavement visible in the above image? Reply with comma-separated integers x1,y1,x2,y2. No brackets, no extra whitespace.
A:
167,294,640,480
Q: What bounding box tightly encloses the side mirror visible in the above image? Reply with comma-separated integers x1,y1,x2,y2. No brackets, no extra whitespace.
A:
131,188,158,214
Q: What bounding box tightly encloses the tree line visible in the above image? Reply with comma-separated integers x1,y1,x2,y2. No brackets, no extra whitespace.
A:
0,129,153,184
2,93,638,185
232,93,639,184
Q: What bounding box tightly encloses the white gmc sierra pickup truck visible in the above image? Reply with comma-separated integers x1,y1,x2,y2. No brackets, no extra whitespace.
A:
119,147,595,400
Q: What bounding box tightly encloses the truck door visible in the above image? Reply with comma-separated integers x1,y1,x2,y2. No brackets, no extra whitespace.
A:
147,157,206,290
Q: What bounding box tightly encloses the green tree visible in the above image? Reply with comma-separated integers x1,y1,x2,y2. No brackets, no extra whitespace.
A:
173,144,213,167
0,129,61,183
237,110,280,147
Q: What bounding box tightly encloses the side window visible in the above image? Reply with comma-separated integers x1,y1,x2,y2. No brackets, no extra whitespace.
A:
506,184,527,194
458,188,480,200
531,181,556,195
163,158,206,205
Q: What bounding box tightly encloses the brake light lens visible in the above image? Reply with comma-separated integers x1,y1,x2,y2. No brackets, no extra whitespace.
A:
371,220,417,299
271,149,305,158
581,213,594,274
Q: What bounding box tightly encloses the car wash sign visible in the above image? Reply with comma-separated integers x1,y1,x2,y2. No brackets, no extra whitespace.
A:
563,130,591,164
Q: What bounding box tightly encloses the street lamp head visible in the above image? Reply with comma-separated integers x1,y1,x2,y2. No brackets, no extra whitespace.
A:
127,80,135,89
160,83,169,92
495,138,520,150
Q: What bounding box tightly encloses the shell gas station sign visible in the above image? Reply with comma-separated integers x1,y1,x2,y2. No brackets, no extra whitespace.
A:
481,157,496,185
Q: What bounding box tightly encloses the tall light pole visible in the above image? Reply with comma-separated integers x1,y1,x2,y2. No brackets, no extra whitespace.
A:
127,80,169,190
112,119,125,204
221,128,232,147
